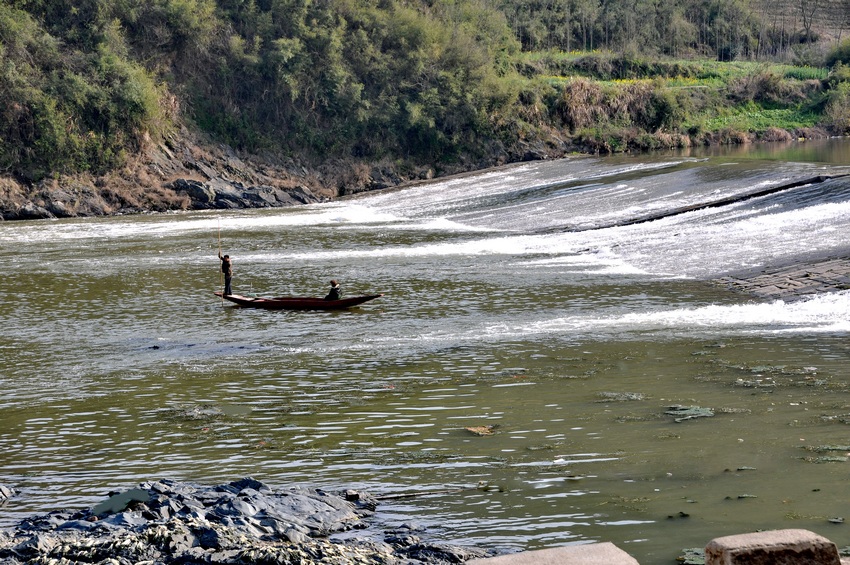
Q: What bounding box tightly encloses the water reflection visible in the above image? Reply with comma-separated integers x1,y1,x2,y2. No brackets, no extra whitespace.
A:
669,136,850,164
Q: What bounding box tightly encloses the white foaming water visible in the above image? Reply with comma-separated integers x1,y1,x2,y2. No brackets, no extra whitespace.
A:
337,292,850,357
280,156,849,279
263,193,848,279
429,291,850,343
372,217,497,232
360,158,688,214
6,154,848,289
240,203,403,226
0,203,404,245
611,198,850,278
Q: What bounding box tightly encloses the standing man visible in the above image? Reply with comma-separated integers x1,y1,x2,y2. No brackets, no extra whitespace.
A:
218,252,233,296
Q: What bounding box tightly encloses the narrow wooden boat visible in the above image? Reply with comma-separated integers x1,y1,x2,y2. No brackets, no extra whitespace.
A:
214,292,383,310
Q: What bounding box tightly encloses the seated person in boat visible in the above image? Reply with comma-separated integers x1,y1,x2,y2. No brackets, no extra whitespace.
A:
325,280,341,300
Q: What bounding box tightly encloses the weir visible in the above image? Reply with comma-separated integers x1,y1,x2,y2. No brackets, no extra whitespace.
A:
538,173,849,233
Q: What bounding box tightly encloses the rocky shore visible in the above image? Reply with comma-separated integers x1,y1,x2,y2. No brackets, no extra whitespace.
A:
0,126,534,222
0,129,332,221
0,478,490,565
5,479,850,565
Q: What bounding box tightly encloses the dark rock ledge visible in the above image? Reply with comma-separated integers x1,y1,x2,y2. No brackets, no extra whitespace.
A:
715,254,850,301
167,178,324,210
1,178,327,221
0,478,490,565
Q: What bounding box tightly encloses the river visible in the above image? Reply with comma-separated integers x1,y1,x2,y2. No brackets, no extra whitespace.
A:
1,139,850,563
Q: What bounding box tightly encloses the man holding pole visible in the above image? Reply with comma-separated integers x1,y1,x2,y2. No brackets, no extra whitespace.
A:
218,251,233,296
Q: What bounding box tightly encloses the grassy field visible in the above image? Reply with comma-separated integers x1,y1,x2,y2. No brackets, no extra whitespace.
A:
518,52,842,151
700,104,821,132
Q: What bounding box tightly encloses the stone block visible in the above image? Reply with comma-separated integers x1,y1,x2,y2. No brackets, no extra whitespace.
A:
705,529,840,565
754,285,783,295
466,542,640,565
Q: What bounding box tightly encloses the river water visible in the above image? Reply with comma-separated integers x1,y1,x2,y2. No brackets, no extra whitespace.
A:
2,139,850,563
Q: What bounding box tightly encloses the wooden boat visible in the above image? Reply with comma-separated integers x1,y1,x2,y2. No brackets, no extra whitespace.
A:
214,291,383,310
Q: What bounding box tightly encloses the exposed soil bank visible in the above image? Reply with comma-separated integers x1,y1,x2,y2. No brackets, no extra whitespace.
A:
0,128,339,221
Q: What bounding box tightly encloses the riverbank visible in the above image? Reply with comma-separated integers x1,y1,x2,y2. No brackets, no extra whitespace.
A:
4,479,850,565
0,123,842,222
0,478,491,564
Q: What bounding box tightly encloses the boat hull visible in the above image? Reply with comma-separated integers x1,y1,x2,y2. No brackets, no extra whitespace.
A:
214,292,383,310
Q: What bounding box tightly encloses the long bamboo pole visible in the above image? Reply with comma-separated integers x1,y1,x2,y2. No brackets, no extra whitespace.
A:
218,218,224,304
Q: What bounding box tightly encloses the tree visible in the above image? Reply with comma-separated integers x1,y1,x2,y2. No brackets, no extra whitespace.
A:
573,0,600,50
799,0,820,42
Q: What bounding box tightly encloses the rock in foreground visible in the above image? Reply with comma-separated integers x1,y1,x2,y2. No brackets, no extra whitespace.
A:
0,478,490,564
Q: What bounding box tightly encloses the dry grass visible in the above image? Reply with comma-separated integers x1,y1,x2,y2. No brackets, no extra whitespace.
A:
759,127,794,142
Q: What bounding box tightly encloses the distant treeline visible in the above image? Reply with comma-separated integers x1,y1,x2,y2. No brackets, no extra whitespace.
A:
1,0,850,183
497,0,850,60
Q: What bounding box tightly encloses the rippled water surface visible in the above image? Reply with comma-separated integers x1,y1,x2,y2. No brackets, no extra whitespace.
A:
2,140,850,563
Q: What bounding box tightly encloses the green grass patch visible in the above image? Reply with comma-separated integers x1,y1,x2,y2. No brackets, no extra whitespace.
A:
690,61,827,81
699,103,821,132
523,52,828,89
781,65,829,81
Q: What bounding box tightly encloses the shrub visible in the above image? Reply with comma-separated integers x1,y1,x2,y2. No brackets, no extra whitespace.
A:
759,127,793,142
727,71,808,105
824,82,850,134
574,127,693,153
783,66,829,81
649,88,691,131
715,127,751,144
555,79,606,131
826,39,850,68
0,2,170,180
829,62,850,86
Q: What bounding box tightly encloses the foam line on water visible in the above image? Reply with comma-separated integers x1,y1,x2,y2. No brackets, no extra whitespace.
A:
291,292,850,359
483,291,850,339
0,204,408,244
274,234,643,276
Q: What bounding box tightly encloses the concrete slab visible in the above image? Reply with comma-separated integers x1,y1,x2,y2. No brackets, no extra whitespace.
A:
705,528,840,565
715,255,850,300
466,542,640,565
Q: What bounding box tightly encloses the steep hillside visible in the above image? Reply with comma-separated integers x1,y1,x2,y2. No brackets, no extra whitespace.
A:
1,0,850,220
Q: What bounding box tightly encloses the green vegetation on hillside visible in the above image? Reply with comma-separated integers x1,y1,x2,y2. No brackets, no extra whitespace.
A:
2,0,850,183
0,3,166,180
